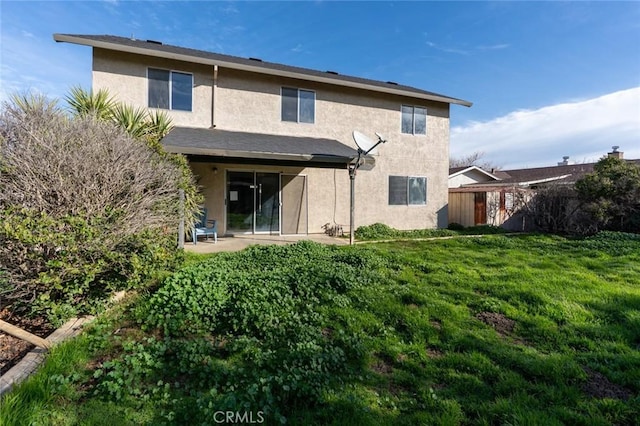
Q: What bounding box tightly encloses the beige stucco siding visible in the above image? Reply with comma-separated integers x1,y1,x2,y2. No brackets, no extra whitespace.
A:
215,69,451,230
189,162,351,235
91,50,453,232
92,49,213,128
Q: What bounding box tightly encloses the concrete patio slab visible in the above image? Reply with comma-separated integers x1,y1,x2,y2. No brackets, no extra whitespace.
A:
185,233,349,253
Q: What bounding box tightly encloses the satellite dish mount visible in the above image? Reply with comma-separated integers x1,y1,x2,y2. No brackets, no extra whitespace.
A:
349,131,387,245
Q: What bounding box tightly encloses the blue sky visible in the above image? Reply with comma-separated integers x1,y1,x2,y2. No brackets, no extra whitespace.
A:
1,1,639,168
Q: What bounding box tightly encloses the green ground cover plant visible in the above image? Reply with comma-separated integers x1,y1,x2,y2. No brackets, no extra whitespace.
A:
354,222,507,240
2,233,638,425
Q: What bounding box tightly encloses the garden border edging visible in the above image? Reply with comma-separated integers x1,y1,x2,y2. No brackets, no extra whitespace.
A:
0,291,126,397
0,316,94,396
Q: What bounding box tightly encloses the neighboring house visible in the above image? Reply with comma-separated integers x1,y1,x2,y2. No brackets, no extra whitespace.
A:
448,148,639,230
55,34,471,236
448,166,507,227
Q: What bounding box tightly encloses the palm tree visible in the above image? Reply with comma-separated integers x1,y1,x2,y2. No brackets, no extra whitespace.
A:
65,87,173,144
66,86,115,121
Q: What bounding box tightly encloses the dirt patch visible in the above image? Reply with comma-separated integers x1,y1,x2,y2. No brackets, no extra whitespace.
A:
396,353,408,363
582,367,633,400
426,347,444,359
371,356,393,375
0,308,55,375
475,311,515,337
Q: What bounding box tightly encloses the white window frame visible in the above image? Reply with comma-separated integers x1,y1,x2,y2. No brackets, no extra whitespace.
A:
281,87,315,124
147,67,194,112
401,105,427,135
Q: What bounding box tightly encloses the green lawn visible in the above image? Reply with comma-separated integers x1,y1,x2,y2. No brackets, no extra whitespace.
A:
2,233,639,425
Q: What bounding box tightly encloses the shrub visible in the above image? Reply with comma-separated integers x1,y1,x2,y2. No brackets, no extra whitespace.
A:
354,223,398,239
576,156,640,233
66,87,203,230
523,157,640,235
448,222,465,231
0,94,184,321
355,223,510,240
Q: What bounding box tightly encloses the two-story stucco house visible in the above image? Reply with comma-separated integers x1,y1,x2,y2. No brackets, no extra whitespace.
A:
54,34,471,237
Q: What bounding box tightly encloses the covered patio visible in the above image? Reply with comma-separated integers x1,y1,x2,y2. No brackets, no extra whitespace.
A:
163,127,367,237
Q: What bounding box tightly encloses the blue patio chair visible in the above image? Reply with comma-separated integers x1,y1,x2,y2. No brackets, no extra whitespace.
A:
192,208,217,244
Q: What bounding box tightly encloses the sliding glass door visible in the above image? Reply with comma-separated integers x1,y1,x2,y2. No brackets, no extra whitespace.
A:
226,171,280,234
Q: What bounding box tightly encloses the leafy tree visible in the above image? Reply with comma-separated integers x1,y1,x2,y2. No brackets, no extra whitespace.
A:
575,156,640,232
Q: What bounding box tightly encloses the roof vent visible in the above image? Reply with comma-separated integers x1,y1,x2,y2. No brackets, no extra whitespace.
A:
146,39,163,45
326,70,339,75
557,156,570,166
386,81,398,85
249,57,263,62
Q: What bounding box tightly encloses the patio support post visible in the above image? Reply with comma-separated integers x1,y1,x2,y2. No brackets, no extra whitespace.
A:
349,164,356,245
348,133,387,246
178,189,185,249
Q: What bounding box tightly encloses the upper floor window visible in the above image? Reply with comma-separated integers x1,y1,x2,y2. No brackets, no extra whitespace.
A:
401,105,426,135
281,87,315,123
148,68,193,112
389,175,427,205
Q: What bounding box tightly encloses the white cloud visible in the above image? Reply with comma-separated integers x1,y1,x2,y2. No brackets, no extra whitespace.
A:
426,41,469,55
221,4,239,14
477,43,510,50
451,87,640,169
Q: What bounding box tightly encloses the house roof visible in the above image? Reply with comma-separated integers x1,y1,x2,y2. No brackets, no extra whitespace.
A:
448,165,501,181
449,158,640,189
53,33,472,107
497,163,597,185
162,127,361,168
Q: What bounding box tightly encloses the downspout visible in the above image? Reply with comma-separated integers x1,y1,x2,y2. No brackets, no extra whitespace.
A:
211,64,218,128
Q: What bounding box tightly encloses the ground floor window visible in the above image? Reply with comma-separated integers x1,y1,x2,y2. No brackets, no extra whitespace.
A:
388,176,427,205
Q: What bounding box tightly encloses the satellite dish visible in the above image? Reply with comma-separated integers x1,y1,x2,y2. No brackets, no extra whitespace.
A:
353,130,379,154
375,132,385,141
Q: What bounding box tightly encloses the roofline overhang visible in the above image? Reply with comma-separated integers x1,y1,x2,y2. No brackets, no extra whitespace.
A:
165,145,314,161
448,186,529,193
163,144,360,165
456,174,573,189
54,33,473,107
517,174,572,186
448,165,501,181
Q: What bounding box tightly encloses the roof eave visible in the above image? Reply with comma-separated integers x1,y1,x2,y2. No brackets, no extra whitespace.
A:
163,145,314,162
518,174,573,186
53,33,473,107
163,144,358,165
448,165,500,180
